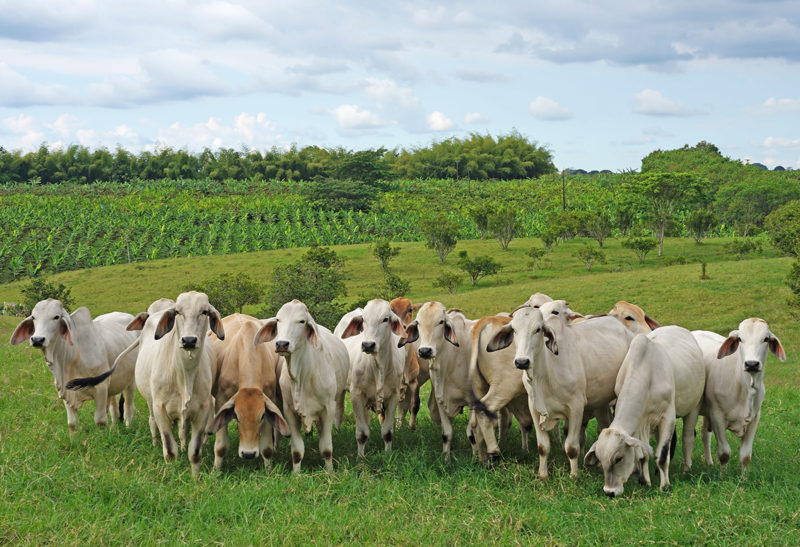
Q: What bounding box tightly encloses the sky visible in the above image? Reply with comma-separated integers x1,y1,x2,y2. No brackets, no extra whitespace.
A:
1,0,799,171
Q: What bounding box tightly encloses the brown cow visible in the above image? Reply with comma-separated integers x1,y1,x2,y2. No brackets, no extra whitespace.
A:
390,297,432,429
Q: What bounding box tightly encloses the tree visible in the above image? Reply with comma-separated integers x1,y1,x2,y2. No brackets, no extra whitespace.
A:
260,244,347,329
623,172,706,256
457,251,501,286
420,214,461,263
373,238,401,271
487,206,519,250
573,244,606,271
526,246,549,275
187,272,263,315
686,209,719,243
583,211,613,247
622,235,658,264
433,270,462,294
21,277,73,315
765,200,800,256
469,202,495,239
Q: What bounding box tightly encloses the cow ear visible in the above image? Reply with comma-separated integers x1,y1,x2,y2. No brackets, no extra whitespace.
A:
769,334,786,362
154,309,177,340
390,313,406,336
411,303,422,313
59,317,73,345
444,318,459,347
208,305,225,340
305,320,320,348
254,319,277,346
717,331,740,359
623,433,654,458
127,312,149,331
210,395,237,433
341,315,364,339
510,304,530,316
487,325,514,352
644,315,660,330
544,326,558,355
566,311,584,324
584,441,599,466
264,396,290,436
10,317,35,346
398,321,418,348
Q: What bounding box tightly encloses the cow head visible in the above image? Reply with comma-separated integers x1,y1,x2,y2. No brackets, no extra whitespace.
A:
609,301,660,335
10,299,73,349
210,387,289,459
389,297,418,326
254,299,320,356
154,291,224,350
718,318,786,374
585,428,654,498
539,300,584,324
342,299,405,355
398,301,458,360
488,306,557,370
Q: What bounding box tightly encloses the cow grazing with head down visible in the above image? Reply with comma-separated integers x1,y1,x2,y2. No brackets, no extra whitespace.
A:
208,314,289,470
254,300,350,473
340,299,407,457
585,326,705,497
692,318,785,475
488,304,634,478
399,302,475,461
11,299,138,432
135,291,224,475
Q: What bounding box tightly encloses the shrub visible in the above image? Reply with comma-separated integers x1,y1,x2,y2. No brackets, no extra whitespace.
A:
457,251,501,286
487,205,519,250
663,255,688,266
373,238,401,271
583,211,613,247
765,200,800,256
622,235,658,264
725,238,763,260
21,277,74,315
526,246,549,274
686,208,719,243
573,244,606,271
186,272,264,316
420,214,461,263
433,270,462,294
377,271,411,300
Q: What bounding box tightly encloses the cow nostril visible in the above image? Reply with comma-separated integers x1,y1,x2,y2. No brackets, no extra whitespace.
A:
605,491,616,499
514,358,530,370
418,347,433,359
744,360,760,371
240,450,257,460
30,336,45,347
275,340,289,351
362,341,376,353
181,336,198,348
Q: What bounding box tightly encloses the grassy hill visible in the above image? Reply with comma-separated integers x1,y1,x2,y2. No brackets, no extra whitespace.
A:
1,237,798,544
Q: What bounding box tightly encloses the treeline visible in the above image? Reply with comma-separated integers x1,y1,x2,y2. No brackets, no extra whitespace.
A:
0,132,555,185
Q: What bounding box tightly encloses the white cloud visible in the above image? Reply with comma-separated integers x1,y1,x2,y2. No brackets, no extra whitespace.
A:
763,136,800,148
758,97,800,113
633,89,702,116
464,112,489,124
152,113,283,150
365,78,419,110
191,1,272,39
47,114,81,138
529,96,572,121
0,63,71,107
333,104,383,130
3,114,45,149
427,111,454,131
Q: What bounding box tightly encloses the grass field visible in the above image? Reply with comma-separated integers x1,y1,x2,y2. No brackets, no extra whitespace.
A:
1,236,798,544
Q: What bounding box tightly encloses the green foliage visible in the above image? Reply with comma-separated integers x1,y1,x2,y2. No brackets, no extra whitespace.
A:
376,271,411,301
260,244,347,328
432,270,462,294
715,175,800,236
583,211,613,247
487,205,518,250
300,177,379,211
572,244,606,271
333,148,391,184
457,250,501,286
20,277,74,315
186,272,263,316
725,238,763,260
469,202,495,239
547,210,585,242
786,260,800,307
622,235,658,264
686,208,719,243
526,246,549,274
663,255,688,266
765,200,800,256
420,214,461,263
372,239,401,271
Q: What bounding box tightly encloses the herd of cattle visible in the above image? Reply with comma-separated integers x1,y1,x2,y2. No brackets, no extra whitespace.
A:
10,292,785,497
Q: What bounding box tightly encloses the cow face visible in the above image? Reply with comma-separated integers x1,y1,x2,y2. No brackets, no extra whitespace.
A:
399,302,458,360
254,300,319,356
524,292,553,309
585,428,654,498
539,300,584,325
10,299,73,349
718,318,786,374
211,387,288,459
609,301,660,335
389,297,416,326
342,299,404,355
488,306,557,370
155,291,224,351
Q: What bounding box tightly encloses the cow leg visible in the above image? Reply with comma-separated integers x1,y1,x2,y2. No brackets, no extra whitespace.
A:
498,407,512,442
469,411,487,461
334,389,346,432
682,407,700,473
409,382,422,430
709,408,732,474
428,394,441,425
738,410,761,476
92,383,109,428
214,422,229,471
477,387,516,462
656,414,676,491
319,408,335,473
565,406,584,478
122,383,135,427
187,408,208,476
259,421,276,471
64,400,79,433
523,377,550,479
153,405,177,462
148,409,159,445
178,415,191,452
107,394,120,424
437,405,454,462
382,393,399,453
351,391,371,459
701,415,713,465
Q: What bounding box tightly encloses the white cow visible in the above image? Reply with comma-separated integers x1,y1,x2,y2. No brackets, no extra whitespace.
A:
254,300,350,473
136,291,224,475
692,318,786,474
487,305,634,478
399,302,474,461
11,299,138,432
340,299,407,458
584,326,705,497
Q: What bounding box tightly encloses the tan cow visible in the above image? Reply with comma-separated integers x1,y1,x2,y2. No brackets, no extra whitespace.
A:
390,297,428,429
208,314,289,470
608,301,660,335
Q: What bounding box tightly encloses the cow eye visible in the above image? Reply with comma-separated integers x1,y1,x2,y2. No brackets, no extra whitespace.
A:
438,320,444,325
625,316,634,321
299,319,306,324
614,456,623,465
53,315,60,320
763,337,770,343
201,310,208,315
552,310,559,315
534,328,541,334
383,317,389,323
533,305,539,309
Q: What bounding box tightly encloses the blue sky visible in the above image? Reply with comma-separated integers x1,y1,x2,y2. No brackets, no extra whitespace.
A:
1,0,799,171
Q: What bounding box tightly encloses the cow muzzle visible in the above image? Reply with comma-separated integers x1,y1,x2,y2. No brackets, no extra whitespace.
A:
275,340,290,354
30,336,46,348
240,449,258,460
418,346,433,359
181,336,198,349
514,358,531,370
361,341,377,354
744,360,761,373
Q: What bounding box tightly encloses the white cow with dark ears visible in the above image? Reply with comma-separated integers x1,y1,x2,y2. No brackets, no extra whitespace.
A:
11,299,138,432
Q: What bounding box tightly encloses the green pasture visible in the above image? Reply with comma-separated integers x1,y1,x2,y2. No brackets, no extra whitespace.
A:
1,237,798,544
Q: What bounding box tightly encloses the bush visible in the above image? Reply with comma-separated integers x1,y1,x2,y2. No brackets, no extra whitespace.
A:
259,244,347,328
377,271,411,300
686,208,719,243
457,251,501,286
487,205,519,250
765,200,800,256
572,244,606,271
186,272,264,316
526,246,549,274
622,235,658,264
725,238,763,260
21,277,74,315
663,255,688,266
300,177,379,211
420,214,461,263
373,239,401,271
583,211,613,247
433,270,462,294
